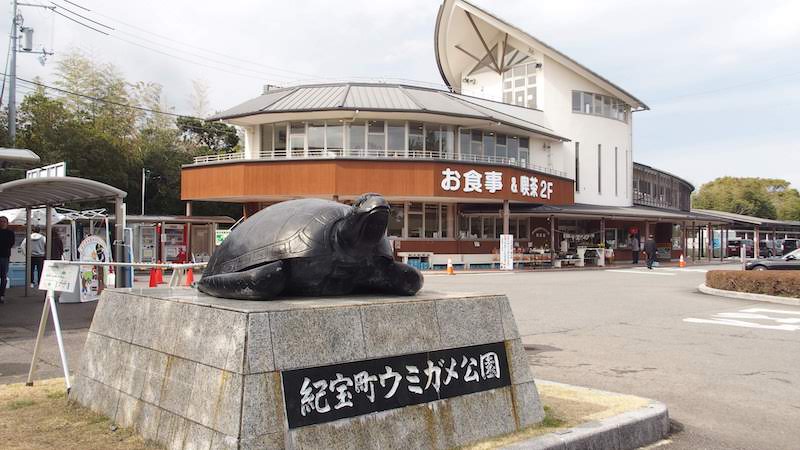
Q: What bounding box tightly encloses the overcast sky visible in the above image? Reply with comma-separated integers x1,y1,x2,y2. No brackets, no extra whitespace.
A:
4,0,800,190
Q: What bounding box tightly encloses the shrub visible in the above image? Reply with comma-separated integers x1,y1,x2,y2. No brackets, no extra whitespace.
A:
706,270,800,298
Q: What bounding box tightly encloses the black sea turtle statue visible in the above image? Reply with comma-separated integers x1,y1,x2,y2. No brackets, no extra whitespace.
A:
198,193,424,300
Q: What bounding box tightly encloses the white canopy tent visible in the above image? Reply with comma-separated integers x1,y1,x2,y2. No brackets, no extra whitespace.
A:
0,208,66,226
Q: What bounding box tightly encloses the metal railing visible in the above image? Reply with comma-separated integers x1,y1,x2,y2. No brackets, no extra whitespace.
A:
192,149,569,178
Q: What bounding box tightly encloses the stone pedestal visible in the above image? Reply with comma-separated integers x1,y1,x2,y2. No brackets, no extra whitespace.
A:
70,288,543,450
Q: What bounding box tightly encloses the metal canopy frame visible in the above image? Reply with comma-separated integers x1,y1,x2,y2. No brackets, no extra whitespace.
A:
0,176,128,295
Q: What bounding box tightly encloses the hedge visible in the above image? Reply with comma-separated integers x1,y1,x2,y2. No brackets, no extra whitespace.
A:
706,270,800,298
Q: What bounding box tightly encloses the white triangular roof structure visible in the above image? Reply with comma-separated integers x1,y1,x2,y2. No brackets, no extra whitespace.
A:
435,0,649,110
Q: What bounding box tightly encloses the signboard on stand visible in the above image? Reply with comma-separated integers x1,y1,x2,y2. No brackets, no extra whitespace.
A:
60,235,109,303
39,261,79,293
499,234,514,270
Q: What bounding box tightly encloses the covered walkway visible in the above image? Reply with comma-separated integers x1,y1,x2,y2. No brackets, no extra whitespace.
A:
0,177,128,294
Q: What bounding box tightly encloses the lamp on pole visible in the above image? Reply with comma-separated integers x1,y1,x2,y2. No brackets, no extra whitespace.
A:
141,168,150,215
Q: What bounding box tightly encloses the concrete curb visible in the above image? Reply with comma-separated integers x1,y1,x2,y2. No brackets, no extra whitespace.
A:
698,283,800,306
500,381,669,450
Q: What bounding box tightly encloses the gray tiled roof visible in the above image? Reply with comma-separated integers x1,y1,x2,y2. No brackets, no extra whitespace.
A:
210,82,567,141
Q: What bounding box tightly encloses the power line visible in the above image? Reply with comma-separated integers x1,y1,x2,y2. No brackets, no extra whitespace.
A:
49,1,114,31
51,8,109,35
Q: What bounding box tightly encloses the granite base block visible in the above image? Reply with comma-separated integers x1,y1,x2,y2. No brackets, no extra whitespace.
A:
70,288,544,449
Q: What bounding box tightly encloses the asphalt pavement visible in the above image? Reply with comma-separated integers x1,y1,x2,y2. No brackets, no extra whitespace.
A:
2,264,799,449
426,264,800,450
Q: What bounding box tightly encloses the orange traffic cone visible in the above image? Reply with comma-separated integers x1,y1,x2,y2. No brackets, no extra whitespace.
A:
679,254,686,268
447,258,455,275
185,268,194,286
155,264,164,284
148,268,158,287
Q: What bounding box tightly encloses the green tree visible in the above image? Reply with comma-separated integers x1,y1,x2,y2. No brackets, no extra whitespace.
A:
176,116,239,155
691,177,800,220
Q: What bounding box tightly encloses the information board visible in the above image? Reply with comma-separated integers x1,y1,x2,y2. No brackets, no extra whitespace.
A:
38,261,80,293
500,234,514,270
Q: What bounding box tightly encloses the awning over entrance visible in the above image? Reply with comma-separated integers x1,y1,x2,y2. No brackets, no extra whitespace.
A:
692,209,800,231
0,177,126,209
0,176,128,293
462,203,731,224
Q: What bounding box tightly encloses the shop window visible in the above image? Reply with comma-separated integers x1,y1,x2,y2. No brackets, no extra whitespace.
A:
326,122,343,156
424,204,439,238
367,121,386,155
481,217,495,239
495,217,503,238
347,122,365,156
260,124,273,156
387,204,404,238
289,122,305,158
409,122,424,155
483,132,495,159
408,203,423,238
469,216,481,239
307,122,325,156
519,138,529,168
459,129,471,159
507,137,519,165
470,130,483,158
274,123,287,155
387,121,405,157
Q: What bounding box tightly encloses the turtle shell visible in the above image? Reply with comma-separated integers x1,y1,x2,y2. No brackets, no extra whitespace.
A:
204,198,351,276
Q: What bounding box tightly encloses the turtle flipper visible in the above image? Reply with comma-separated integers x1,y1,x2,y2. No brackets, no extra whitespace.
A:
356,258,423,296
198,261,286,300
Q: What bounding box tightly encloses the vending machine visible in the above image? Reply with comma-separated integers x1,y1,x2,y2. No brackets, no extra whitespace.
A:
138,225,158,263
161,223,187,262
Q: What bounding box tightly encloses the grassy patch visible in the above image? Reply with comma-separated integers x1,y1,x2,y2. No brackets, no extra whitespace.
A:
539,405,565,428
0,379,158,450
7,399,36,410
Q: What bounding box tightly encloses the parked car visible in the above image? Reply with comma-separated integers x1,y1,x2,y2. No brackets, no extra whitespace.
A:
782,239,799,255
727,239,754,258
759,240,781,258
745,249,800,270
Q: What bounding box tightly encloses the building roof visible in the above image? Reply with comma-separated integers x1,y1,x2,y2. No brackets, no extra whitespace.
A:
692,209,800,229
0,176,126,210
463,203,730,224
633,162,695,191
0,147,40,165
434,0,649,110
210,82,569,142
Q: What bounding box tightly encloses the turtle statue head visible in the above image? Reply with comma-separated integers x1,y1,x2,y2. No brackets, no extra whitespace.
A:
197,193,423,300
335,193,390,256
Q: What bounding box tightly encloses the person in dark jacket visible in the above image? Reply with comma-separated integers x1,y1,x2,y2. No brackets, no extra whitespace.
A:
0,217,14,303
644,234,658,270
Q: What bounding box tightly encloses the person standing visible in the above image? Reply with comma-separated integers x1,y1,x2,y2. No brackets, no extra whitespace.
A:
644,234,658,270
0,217,15,304
629,233,640,264
21,227,46,287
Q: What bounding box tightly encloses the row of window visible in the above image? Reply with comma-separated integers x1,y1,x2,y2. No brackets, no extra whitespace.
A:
258,121,532,167
385,203,532,240
571,91,629,122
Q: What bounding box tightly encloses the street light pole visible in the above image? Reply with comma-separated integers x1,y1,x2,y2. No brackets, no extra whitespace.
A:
141,168,146,215
9,0,18,145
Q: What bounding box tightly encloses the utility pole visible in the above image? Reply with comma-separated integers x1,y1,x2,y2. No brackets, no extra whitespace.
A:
7,1,54,145
9,0,18,144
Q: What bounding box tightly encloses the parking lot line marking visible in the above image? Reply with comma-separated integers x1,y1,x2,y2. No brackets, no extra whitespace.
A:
683,317,800,331
606,269,675,276
661,268,709,273
739,308,800,316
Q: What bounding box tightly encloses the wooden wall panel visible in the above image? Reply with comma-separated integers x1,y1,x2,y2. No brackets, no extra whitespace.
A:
182,159,575,205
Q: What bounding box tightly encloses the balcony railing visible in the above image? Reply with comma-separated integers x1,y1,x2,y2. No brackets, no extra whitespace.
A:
192,149,568,178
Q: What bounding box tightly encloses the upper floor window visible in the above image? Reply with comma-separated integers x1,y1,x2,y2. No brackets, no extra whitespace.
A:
503,63,538,109
571,91,628,122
